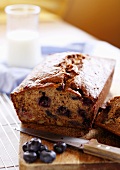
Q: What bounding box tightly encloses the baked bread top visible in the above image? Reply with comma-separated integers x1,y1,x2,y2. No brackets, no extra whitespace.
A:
12,52,115,103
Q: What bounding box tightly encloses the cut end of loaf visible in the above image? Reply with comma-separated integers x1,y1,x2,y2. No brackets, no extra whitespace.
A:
95,96,120,136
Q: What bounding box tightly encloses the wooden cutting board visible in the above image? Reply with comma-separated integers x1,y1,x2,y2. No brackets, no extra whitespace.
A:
19,123,120,170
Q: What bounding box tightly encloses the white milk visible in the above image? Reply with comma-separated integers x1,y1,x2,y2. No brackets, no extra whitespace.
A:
7,30,41,68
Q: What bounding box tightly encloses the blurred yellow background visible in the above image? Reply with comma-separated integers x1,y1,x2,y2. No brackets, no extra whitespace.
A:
0,0,68,23
0,0,120,48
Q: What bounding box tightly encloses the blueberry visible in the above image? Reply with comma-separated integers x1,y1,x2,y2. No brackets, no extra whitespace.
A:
83,117,91,128
78,108,87,119
39,144,48,152
37,144,48,157
56,106,71,118
30,138,41,145
23,151,37,163
29,138,41,152
39,96,51,107
53,141,67,154
22,142,29,152
39,150,56,163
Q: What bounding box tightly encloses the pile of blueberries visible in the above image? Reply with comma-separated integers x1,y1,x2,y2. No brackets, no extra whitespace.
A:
22,137,67,163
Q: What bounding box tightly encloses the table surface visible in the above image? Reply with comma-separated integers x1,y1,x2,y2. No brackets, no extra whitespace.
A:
0,19,120,170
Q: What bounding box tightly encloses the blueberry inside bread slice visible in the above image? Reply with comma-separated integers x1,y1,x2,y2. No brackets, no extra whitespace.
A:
95,96,120,136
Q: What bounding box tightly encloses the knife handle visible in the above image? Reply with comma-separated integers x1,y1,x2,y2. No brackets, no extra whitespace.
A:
83,139,120,163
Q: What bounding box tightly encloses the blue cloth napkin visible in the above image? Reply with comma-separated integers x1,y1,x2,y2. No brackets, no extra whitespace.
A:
0,42,94,94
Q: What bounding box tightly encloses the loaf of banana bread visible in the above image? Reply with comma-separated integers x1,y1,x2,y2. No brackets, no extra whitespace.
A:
95,96,120,136
11,52,115,131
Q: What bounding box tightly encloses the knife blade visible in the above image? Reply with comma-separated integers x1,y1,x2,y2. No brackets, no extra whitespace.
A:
15,126,120,163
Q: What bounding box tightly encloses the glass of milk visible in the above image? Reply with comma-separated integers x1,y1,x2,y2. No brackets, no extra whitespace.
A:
5,4,41,68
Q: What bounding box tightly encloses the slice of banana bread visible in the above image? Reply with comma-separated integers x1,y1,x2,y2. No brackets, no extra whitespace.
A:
95,96,120,136
11,52,115,131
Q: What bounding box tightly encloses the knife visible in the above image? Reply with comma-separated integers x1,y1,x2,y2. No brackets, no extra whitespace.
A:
15,126,120,163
